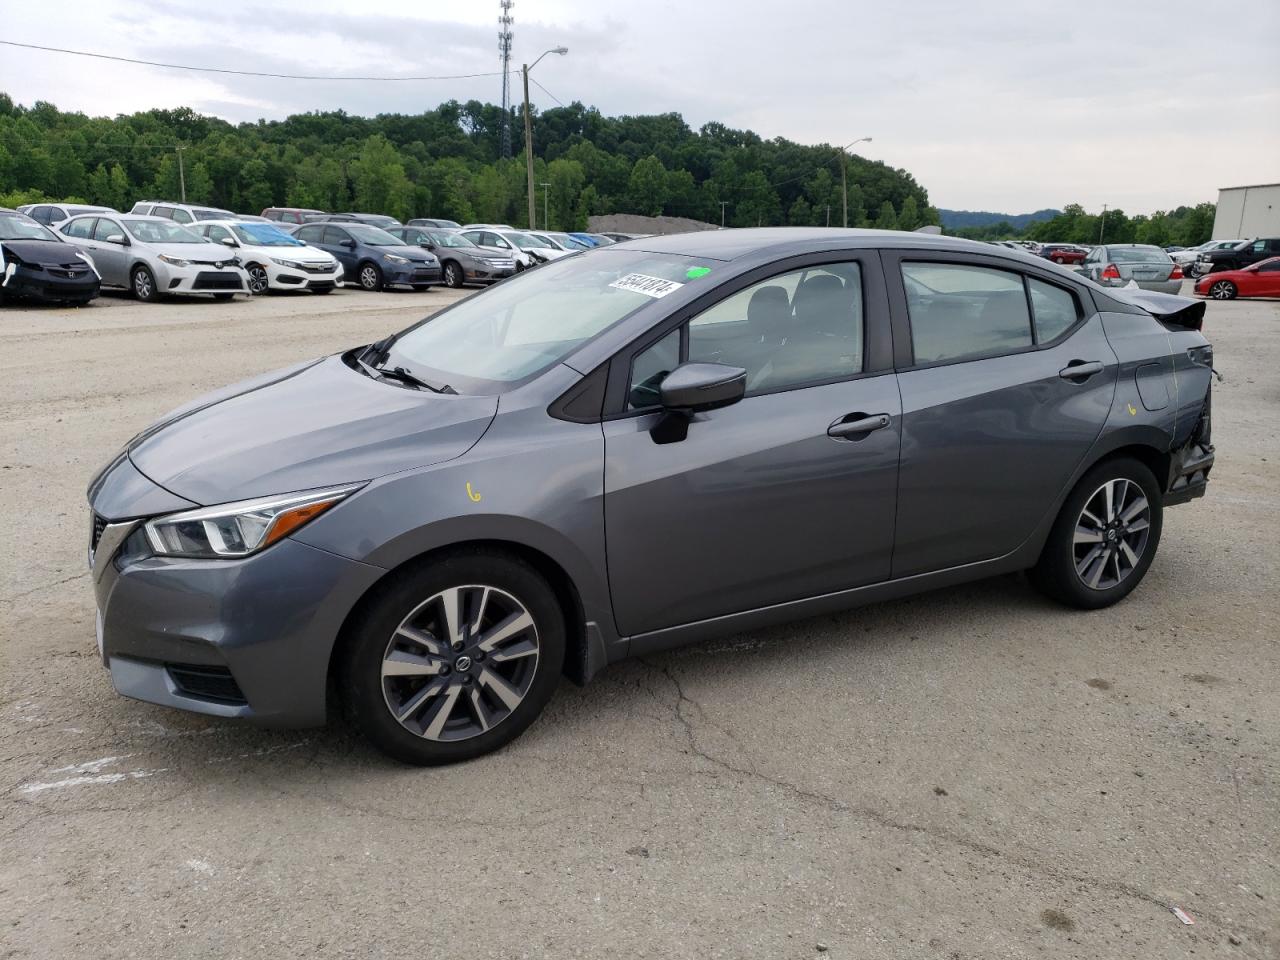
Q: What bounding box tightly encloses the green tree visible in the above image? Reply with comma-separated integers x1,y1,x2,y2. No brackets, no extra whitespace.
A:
351,135,413,220
875,200,898,230
627,155,668,216
898,196,920,231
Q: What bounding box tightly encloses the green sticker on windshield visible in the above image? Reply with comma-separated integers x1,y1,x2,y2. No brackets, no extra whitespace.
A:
686,266,711,279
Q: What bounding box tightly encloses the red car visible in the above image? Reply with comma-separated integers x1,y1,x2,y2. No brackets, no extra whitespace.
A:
1040,243,1088,265
1194,256,1280,300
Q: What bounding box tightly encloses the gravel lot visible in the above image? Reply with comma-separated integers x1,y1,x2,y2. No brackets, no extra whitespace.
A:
1,284,1276,959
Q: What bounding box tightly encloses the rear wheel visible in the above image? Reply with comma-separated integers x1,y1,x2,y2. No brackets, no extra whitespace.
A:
132,265,159,302
1208,279,1237,300
1030,457,1162,609
342,550,565,765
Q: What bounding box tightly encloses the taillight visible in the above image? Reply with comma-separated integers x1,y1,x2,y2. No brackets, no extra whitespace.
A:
1101,263,1121,280
1170,264,1184,280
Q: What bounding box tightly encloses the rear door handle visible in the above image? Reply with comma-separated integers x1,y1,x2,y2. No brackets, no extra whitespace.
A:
1059,360,1104,382
828,412,891,440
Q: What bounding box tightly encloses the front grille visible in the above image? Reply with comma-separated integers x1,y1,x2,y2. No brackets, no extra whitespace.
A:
166,664,247,705
193,271,242,290
411,268,436,279
301,262,333,274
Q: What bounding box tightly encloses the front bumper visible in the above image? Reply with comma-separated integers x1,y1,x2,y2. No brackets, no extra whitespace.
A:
468,263,516,283
1,264,99,302
155,262,248,296
90,485,385,727
267,261,345,291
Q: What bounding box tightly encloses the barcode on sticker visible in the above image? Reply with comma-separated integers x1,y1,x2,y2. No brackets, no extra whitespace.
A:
1171,907,1195,925
609,273,683,298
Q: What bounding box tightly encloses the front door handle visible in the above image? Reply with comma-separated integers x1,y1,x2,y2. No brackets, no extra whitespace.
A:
1059,360,1104,382
828,412,891,440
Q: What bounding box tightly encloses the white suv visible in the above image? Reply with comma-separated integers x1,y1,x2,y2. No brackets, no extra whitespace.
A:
196,220,344,294
129,201,236,225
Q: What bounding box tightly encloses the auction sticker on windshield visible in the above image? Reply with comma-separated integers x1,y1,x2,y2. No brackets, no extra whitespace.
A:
609,273,684,298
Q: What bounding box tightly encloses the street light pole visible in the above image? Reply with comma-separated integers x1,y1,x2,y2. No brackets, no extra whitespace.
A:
1098,204,1108,244
720,201,729,227
176,145,187,203
838,136,872,228
522,46,568,230
540,181,551,230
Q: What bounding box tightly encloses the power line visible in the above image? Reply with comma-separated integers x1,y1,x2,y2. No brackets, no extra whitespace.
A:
529,76,563,107
0,40,504,82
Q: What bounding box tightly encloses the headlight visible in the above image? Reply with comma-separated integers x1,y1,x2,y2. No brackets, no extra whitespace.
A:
382,253,409,264
143,484,363,559
271,257,304,269
158,254,190,267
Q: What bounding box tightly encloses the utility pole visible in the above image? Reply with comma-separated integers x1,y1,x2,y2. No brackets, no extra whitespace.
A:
826,205,831,227
521,47,568,231
720,201,729,227
176,145,187,203
1098,204,1107,244
540,181,550,230
840,151,848,228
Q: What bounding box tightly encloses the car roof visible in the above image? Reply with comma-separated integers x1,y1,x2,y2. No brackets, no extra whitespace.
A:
613,227,1034,262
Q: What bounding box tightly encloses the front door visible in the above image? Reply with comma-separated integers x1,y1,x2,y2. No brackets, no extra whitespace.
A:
885,253,1118,577
88,218,130,286
603,255,901,637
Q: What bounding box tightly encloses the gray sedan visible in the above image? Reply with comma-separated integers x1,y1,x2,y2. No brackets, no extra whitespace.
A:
385,226,516,288
87,229,1215,764
1080,244,1184,294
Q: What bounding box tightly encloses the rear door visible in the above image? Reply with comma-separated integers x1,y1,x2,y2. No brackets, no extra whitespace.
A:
885,252,1117,577
603,253,901,637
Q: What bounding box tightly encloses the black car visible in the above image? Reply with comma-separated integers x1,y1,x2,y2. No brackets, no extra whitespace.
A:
385,226,517,288
0,208,101,306
1196,237,1280,276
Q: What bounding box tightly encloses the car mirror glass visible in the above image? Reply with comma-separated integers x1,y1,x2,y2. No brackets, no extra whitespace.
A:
220,237,237,247
106,233,127,245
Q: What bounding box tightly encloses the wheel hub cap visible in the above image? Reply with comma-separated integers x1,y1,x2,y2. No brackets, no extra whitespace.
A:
380,585,539,741
1072,477,1152,591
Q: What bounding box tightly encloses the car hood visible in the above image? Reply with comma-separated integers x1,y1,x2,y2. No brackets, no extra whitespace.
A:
1,238,84,266
145,241,239,264
246,243,334,263
373,244,436,262
128,354,498,504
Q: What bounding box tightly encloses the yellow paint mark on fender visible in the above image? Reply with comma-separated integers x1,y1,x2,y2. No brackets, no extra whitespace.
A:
1127,403,1138,416
466,482,482,503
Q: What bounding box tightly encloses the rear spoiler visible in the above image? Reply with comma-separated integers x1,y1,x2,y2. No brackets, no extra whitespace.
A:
1109,286,1206,331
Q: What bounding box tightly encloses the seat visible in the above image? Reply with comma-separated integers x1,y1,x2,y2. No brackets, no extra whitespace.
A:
746,285,790,342
792,274,849,336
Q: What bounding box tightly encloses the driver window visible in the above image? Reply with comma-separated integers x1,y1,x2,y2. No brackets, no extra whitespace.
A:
207,225,231,243
322,226,347,245
90,219,117,241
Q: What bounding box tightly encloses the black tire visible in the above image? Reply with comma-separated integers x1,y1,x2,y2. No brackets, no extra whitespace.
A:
246,263,270,295
1208,279,1237,300
342,549,566,765
1030,457,1163,610
443,261,464,288
358,261,383,291
132,264,159,302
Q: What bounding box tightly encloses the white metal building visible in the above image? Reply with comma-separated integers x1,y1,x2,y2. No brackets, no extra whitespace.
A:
1212,183,1280,239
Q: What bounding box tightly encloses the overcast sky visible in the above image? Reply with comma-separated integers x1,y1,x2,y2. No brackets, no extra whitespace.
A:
2,0,1277,214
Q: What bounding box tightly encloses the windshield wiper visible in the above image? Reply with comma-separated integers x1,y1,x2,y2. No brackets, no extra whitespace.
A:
356,356,455,394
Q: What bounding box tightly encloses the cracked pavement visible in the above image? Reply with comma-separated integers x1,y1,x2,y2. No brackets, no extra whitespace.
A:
1,287,1277,958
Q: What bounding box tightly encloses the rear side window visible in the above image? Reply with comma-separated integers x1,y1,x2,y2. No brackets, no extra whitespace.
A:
1028,278,1079,343
64,218,96,239
902,263,1033,364
152,206,175,219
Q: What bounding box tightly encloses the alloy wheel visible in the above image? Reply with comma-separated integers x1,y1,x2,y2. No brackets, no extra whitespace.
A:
134,268,153,299
445,262,463,288
380,585,540,741
1209,281,1235,300
247,265,269,295
1072,478,1151,590
360,265,380,290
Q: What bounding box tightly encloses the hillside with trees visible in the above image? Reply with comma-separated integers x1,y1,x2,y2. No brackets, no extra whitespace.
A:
0,94,938,232
950,202,1217,247
939,208,1060,231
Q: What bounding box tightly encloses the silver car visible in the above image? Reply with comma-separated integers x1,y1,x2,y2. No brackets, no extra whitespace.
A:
60,213,249,301
1080,244,1183,294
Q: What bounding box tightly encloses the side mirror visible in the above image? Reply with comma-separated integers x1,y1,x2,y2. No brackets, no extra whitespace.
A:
220,237,238,247
105,233,128,246
660,362,746,412
341,238,356,249
424,242,436,250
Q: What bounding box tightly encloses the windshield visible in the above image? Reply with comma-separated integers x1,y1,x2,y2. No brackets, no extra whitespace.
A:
124,219,206,244
385,250,706,392
427,231,475,248
1107,246,1170,264
503,232,546,251
193,209,233,221
348,224,402,246
0,214,58,241
233,223,304,247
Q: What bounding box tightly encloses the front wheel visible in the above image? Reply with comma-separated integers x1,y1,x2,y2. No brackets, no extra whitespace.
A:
358,262,383,291
342,550,566,765
443,261,464,288
1208,279,1237,300
1030,457,1163,609
246,264,270,295
132,265,159,302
